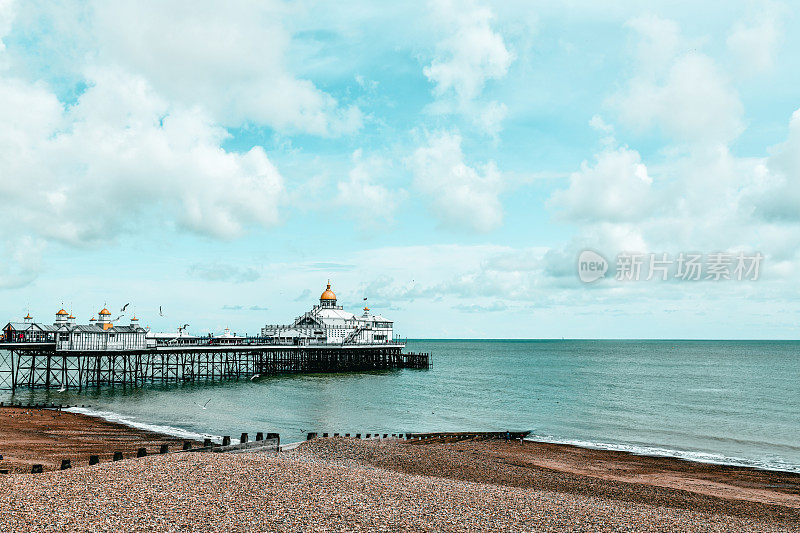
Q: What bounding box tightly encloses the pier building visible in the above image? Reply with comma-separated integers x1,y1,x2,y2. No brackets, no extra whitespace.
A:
3,308,147,351
261,282,395,345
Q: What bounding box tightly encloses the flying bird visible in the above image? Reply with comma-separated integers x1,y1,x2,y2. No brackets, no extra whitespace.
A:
250,374,260,381
113,315,123,321
121,303,130,312
183,323,190,329
159,306,164,317
363,297,368,301
194,399,211,410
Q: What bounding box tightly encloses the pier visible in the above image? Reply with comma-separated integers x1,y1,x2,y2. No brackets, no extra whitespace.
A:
0,342,430,392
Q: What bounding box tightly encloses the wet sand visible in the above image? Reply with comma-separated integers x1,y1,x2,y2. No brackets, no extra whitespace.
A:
0,407,200,472
0,409,798,530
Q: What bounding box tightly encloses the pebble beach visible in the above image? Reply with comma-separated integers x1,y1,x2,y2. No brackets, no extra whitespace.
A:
2,436,798,532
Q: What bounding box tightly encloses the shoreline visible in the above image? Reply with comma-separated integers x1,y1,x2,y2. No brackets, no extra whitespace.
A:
65,406,223,445
0,407,202,473
73,404,800,475
7,403,799,477
525,435,800,475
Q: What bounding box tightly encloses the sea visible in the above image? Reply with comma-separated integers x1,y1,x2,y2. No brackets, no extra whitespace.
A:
2,340,799,473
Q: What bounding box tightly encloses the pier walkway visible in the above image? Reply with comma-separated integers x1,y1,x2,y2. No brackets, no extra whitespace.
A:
0,342,430,391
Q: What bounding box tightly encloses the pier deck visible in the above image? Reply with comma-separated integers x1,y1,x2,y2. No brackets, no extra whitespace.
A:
0,343,430,391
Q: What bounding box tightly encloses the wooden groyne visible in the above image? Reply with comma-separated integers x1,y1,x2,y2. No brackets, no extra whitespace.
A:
305,431,531,442
3,431,280,475
4,430,529,475
0,344,430,391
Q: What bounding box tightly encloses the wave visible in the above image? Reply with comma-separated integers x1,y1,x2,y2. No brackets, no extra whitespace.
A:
66,407,238,445
527,434,800,473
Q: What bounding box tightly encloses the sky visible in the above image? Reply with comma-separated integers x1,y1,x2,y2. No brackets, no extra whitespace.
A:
1,0,799,339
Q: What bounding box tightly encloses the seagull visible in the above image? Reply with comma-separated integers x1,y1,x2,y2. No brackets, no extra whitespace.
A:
113,315,123,321
183,323,190,329
58,387,67,393
194,399,211,410
250,374,260,381
159,306,164,317
121,303,130,312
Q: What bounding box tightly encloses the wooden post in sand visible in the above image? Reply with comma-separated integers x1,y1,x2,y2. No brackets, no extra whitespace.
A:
113,451,123,461
159,444,169,454
89,455,99,465
256,432,264,441
307,432,317,440
182,441,192,451
222,436,231,446
136,448,147,458
31,464,43,473
203,438,212,448
60,459,71,470
240,432,248,443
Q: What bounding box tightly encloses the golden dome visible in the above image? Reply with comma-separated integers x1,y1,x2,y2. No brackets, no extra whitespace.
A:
131,316,139,321
68,314,75,319
320,282,336,301
56,309,68,316
99,308,111,316
90,317,96,321
24,313,32,320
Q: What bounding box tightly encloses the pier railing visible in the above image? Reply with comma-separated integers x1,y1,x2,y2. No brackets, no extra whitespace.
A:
0,337,408,349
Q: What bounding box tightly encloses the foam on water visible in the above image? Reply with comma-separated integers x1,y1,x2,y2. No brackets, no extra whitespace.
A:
527,435,800,473
67,407,238,445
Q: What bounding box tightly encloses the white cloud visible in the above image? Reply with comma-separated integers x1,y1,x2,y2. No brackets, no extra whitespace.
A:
473,100,508,138
336,150,404,229
750,108,800,222
0,0,14,52
625,15,683,77
548,144,654,223
424,0,512,101
187,263,261,283
0,237,43,289
547,106,800,301
727,11,782,75
614,16,744,145
423,0,513,135
11,0,361,137
96,1,363,136
408,131,503,232
0,68,285,248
